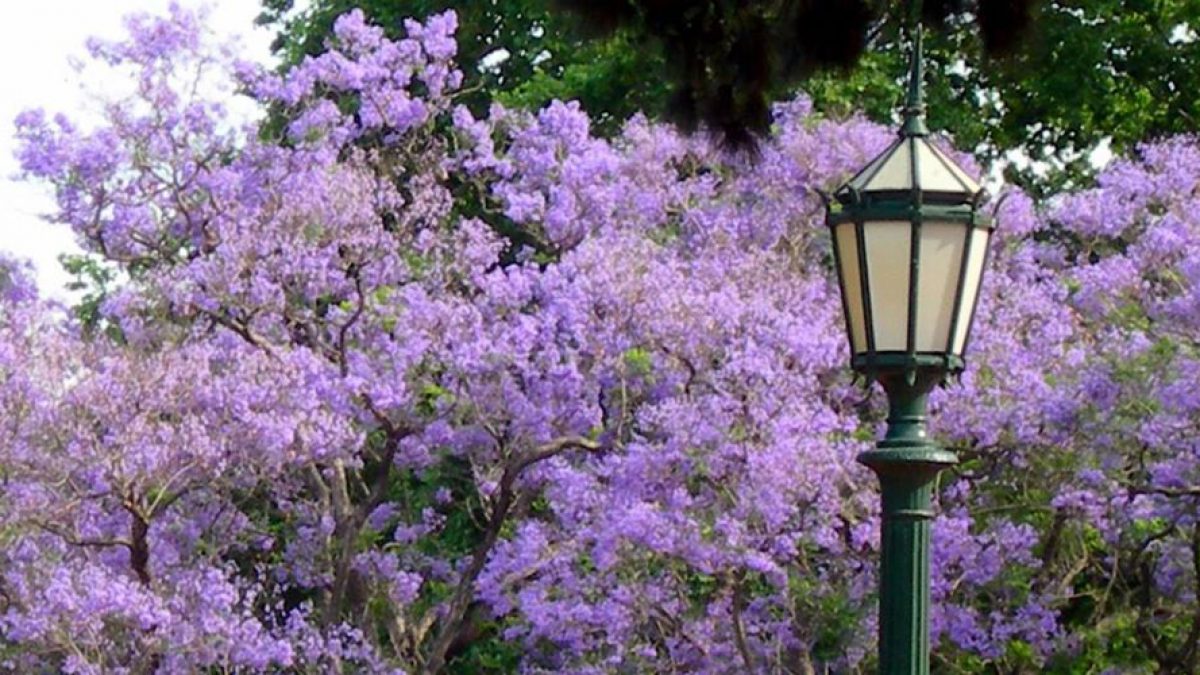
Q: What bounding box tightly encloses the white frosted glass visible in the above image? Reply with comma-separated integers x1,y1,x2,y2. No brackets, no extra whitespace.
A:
834,223,867,353
865,142,912,191
863,221,912,351
850,147,891,189
952,228,990,354
926,142,982,194
916,142,970,194
915,222,966,351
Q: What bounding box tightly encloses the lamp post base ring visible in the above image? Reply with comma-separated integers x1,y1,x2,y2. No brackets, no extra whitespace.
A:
886,508,937,520
858,447,958,468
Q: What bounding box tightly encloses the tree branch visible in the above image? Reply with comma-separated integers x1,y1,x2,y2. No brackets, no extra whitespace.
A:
420,435,602,674
34,521,131,551
729,571,756,673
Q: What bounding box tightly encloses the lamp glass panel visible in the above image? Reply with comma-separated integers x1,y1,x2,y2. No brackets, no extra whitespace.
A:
864,142,912,191
926,142,983,194
915,222,966,352
834,222,867,353
951,227,991,355
850,145,892,190
862,221,911,351
916,141,972,194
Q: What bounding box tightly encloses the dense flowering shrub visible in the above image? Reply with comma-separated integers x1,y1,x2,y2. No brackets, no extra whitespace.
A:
4,5,1200,673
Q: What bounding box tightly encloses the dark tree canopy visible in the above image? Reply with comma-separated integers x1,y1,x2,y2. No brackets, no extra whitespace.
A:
553,0,1036,149
261,0,1200,192
258,0,669,134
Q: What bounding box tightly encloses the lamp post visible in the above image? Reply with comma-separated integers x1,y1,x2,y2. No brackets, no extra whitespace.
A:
823,11,994,675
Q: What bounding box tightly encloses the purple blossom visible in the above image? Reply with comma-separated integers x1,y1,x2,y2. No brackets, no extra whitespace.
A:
7,3,1200,672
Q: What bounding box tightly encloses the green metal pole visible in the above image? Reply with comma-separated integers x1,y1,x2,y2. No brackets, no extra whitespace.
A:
858,372,956,674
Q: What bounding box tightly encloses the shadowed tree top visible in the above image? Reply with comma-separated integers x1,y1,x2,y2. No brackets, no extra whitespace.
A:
554,0,1037,150
259,0,671,135
260,0,1034,148
263,0,1200,193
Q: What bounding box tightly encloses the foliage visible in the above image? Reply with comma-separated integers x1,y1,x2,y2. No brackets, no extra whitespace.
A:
905,0,1200,195
6,5,1200,673
264,0,1200,192
258,0,668,136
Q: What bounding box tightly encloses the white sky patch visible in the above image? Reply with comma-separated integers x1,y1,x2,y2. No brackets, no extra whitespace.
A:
1170,22,1197,45
480,47,511,72
0,1,280,300
1088,137,1114,169
983,136,1114,195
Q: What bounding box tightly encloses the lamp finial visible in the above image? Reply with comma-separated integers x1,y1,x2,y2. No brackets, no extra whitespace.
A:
901,10,928,137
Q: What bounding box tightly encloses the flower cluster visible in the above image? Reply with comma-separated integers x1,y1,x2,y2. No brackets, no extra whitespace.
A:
6,5,1199,673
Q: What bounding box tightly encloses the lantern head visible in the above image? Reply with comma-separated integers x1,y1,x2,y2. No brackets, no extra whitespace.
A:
827,129,993,380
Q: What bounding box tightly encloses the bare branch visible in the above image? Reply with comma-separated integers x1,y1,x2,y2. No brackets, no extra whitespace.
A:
420,435,603,674
202,309,276,357
729,572,756,672
509,436,601,477
1128,484,1200,498
34,521,132,551
336,267,368,377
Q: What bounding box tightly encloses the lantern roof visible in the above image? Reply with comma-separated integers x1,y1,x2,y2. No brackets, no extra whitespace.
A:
834,15,982,206
838,135,982,202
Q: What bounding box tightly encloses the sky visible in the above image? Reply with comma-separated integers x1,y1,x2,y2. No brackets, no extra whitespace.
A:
0,1,280,300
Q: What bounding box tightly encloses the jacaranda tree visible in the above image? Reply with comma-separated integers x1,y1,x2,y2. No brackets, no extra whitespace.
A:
4,5,1200,673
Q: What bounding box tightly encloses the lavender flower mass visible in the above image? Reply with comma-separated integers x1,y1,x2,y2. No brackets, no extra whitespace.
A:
3,5,1200,673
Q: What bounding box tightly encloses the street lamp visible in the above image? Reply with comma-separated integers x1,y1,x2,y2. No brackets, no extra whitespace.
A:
824,15,994,675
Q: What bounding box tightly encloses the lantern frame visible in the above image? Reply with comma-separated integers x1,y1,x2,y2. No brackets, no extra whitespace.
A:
825,185,994,379
822,29,995,383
